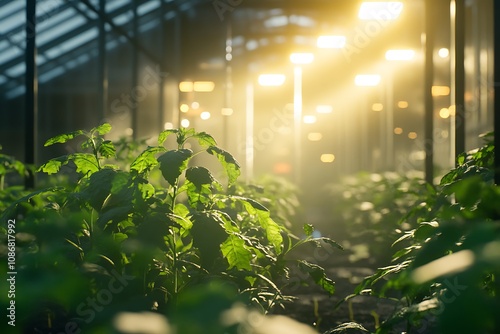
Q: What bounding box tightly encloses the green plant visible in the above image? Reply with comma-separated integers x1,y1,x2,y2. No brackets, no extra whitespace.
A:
337,132,500,334
0,124,341,333
325,171,429,265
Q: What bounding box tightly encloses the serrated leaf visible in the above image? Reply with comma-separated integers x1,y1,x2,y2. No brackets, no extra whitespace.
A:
168,213,193,231
238,198,283,254
130,146,166,174
303,224,314,237
138,182,155,200
158,129,178,146
44,130,84,146
157,149,193,185
207,146,241,185
185,166,215,187
37,158,66,174
298,260,335,295
71,153,100,175
193,132,217,148
221,234,252,271
93,123,112,135
98,140,116,158
81,168,116,210
174,203,190,217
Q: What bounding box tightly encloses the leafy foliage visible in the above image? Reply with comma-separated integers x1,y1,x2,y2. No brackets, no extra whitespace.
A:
325,171,429,265
0,124,340,333
338,133,500,334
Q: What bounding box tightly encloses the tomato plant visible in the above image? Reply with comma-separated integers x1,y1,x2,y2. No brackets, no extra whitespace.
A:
0,123,341,333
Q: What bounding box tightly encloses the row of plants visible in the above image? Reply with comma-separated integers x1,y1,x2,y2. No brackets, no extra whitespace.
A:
0,124,341,333
336,132,499,333
324,170,430,266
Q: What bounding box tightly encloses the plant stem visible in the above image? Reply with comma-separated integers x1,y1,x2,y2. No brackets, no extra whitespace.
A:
91,137,102,170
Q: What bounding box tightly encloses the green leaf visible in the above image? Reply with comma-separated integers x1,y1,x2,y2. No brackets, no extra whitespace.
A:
184,166,219,209
221,234,253,271
136,213,176,250
236,197,283,254
326,322,369,333
298,260,335,295
37,157,67,174
98,140,116,158
138,182,155,200
157,149,193,185
311,237,344,250
81,168,116,210
71,153,100,175
304,224,314,237
191,212,228,268
185,166,215,187
193,132,217,148
130,146,166,174
174,203,190,218
414,221,439,241
44,130,84,146
177,128,196,145
207,146,241,185
93,123,112,135
158,129,178,146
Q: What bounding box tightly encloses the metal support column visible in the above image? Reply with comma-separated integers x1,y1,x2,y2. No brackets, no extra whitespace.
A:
131,0,139,139
454,0,466,160
158,0,166,133
494,0,500,185
98,0,108,124
223,16,233,149
174,11,182,128
424,0,435,184
25,0,37,189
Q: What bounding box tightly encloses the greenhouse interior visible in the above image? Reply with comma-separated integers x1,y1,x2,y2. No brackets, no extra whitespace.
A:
1,0,500,333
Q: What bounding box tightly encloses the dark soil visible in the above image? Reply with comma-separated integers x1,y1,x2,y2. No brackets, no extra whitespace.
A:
272,247,411,334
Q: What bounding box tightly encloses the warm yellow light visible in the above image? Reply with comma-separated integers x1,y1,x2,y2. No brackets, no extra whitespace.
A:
316,105,333,114
308,133,323,141
321,154,336,163
125,128,134,136
358,2,403,20
408,132,418,139
317,35,346,49
200,111,211,120
193,81,215,92
355,74,381,86
290,52,314,65
385,49,415,61
258,74,286,86
439,108,450,119
303,115,317,124
191,102,200,109
449,105,456,116
372,103,384,111
221,107,233,116
438,48,449,58
394,127,403,135
432,86,450,96
164,122,174,130
179,81,194,92
397,101,409,108
180,119,190,128
180,104,189,113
